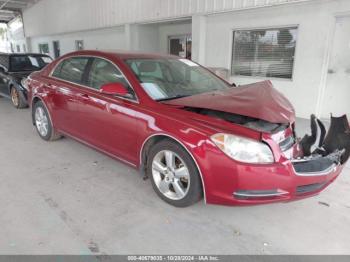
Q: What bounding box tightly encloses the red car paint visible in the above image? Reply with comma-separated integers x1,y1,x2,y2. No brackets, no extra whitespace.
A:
27,50,344,206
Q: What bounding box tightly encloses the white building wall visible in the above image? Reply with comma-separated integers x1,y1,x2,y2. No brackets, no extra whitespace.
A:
29,20,192,58
192,15,207,64
135,24,160,52
30,26,127,58
22,0,310,37
130,21,192,53
158,22,192,53
203,0,350,119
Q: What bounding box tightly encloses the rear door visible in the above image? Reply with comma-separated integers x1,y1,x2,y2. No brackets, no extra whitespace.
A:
73,57,140,163
48,57,90,136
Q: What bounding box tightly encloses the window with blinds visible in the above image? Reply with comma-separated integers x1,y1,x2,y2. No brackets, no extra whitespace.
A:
231,27,298,79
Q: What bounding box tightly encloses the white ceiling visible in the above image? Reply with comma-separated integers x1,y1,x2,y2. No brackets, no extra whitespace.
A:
0,0,38,23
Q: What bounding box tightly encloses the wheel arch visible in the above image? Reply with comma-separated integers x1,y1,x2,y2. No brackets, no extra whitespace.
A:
31,96,42,124
31,96,53,128
140,133,207,203
32,96,42,107
8,80,21,93
8,82,15,94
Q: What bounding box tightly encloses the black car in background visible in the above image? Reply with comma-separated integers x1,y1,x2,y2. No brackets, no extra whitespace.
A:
0,53,53,108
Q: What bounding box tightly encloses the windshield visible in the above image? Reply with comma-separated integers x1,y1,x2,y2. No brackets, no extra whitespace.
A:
125,58,230,101
10,55,52,72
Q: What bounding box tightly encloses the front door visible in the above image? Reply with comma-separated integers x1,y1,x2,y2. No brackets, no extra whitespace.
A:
321,16,350,118
74,58,140,163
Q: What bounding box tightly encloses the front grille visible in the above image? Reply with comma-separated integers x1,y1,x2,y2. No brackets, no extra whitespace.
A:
293,157,335,174
296,182,326,195
279,136,295,151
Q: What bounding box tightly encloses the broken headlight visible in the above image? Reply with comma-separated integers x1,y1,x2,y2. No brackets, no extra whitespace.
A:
211,133,274,164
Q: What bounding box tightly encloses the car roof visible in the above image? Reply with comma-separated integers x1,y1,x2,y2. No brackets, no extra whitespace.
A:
65,50,180,60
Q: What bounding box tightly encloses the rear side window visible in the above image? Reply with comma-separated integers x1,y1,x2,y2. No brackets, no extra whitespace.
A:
52,57,89,84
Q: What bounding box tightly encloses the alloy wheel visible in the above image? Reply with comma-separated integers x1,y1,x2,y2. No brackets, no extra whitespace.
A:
35,107,49,137
11,88,19,107
152,150,190,200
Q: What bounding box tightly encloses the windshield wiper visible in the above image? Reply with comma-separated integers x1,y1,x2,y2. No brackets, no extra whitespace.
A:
156,95,191,102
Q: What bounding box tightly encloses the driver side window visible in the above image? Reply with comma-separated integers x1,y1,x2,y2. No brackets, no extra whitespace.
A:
87,58,127,89
87,58,136,99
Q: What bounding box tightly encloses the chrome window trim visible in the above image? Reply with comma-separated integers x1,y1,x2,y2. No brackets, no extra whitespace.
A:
139,133,207,204
48,55,139,104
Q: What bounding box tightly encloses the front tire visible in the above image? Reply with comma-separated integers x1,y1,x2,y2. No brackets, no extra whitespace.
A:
10,86,27,109
147,140,203,207
33,101,61,141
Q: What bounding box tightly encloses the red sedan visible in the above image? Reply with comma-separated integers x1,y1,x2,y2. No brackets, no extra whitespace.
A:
26,50,349,207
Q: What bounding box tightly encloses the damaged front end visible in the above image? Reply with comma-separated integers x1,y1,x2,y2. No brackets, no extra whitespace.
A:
186,105,349,184
185,106,350,172
166,80,349,202
293,114,350,176
184,107,289,133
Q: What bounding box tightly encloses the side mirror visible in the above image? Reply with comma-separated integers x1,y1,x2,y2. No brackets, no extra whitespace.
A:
100,82,129,97
231,82,237,87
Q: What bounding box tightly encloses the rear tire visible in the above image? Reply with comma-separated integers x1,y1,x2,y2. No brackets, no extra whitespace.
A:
146,140,203,207
33,100,61,141
10,86,27,109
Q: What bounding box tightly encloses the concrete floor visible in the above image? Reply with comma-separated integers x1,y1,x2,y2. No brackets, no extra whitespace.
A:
0,97,349,255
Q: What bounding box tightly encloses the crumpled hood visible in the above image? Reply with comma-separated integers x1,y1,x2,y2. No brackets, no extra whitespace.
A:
164,80,295,124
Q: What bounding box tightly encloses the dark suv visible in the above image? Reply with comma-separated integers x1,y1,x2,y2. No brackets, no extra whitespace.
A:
0,53,53,108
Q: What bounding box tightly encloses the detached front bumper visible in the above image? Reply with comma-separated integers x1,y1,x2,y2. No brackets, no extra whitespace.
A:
202,151,344,206
232,156,343,204
201,115,349,206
